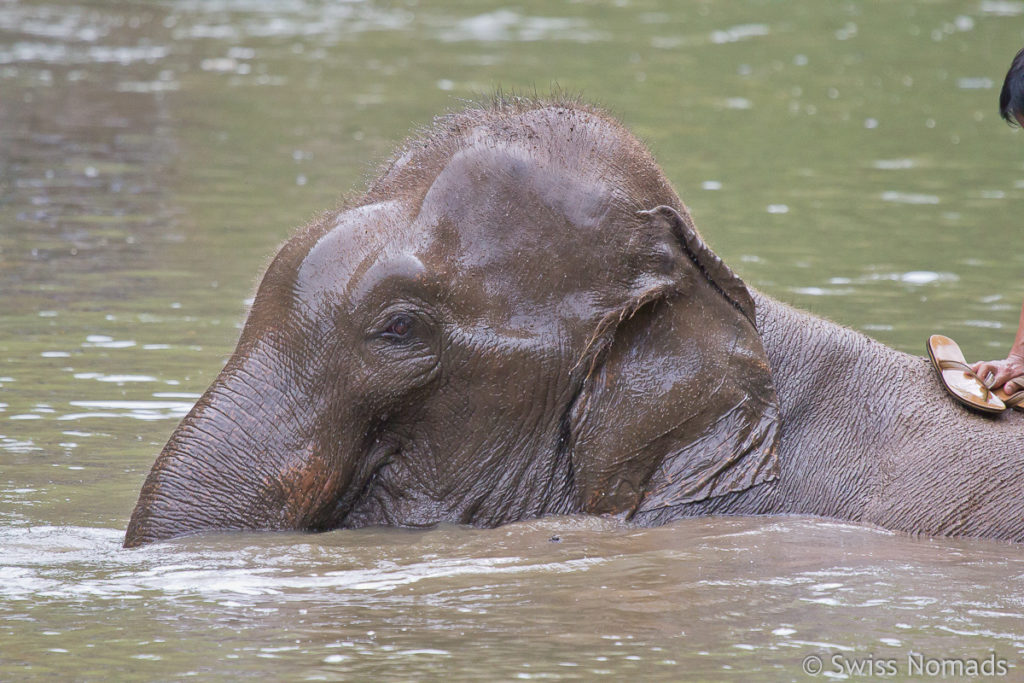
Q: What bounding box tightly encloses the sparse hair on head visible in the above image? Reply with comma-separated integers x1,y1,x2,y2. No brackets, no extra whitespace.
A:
361,93,681,220
1000,46,1024,126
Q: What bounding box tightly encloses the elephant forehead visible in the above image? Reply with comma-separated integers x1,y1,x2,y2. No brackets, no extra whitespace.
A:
294,201,420,310
412,144,625,311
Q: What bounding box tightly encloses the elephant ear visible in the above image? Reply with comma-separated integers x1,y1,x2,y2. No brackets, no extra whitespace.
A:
569,204,780,517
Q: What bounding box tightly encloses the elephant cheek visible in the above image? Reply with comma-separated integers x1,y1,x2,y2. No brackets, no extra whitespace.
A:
583,473,646,516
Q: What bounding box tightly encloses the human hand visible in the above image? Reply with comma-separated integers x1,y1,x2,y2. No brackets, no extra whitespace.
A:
970,354,1024,393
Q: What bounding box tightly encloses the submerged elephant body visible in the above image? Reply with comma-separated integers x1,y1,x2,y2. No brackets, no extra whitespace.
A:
125,100,1024,548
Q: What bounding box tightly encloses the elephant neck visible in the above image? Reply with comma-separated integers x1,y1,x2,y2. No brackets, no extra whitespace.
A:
748,290,914,517
753,290,902,404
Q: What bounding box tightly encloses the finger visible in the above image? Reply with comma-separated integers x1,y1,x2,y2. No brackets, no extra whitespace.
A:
993,367,1020,389
1006,377,1024,394
972,363,997,386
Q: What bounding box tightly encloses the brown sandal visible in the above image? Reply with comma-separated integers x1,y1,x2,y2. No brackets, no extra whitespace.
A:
927,335,1006,414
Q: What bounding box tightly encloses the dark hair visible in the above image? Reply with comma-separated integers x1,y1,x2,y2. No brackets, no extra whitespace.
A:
1000,47,1024,126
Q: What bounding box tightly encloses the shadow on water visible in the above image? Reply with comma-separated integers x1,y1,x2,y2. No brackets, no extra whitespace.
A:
2,0,1024,679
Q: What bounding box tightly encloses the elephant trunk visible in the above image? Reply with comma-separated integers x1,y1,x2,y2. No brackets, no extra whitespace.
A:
124,342,352,548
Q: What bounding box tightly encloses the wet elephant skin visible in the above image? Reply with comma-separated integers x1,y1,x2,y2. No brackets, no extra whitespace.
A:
124,99,1024,547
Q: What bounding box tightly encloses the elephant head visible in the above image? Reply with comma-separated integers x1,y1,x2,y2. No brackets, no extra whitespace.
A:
124,101,780,547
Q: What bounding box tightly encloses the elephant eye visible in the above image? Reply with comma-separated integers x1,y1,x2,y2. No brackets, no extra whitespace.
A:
381,313,414,341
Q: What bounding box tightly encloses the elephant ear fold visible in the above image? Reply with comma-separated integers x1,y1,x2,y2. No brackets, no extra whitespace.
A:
639,204,757,327
568,204,781,517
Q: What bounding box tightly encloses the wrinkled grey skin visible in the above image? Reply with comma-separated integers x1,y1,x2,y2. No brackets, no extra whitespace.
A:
658,297,1024,539
125,100,1024,548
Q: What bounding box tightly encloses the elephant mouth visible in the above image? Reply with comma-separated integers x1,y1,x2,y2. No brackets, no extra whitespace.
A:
324,440,398,532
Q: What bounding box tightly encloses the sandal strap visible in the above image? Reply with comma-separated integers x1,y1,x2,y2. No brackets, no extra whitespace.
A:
936,359,991,400
1003,390,1024,409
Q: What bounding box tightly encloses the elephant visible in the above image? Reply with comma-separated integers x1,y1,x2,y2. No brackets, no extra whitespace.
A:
124,98,1024,548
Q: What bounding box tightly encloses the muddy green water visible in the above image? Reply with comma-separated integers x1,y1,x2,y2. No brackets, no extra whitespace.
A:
2,1,1024,680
